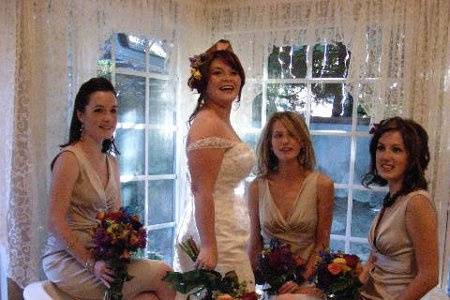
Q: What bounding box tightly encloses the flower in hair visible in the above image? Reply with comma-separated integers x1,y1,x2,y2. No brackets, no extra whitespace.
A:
369,123,380,134
188,53,207,82
190,68,202,80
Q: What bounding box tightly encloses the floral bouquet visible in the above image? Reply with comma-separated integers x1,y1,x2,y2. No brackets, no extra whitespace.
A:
163,237,258,300
254,239,306,295
315,250,363,300
91,207,147,300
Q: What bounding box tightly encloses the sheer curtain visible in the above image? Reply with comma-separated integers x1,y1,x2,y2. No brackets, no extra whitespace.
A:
204,0,450,290
1,0,449,293
0,0,207,289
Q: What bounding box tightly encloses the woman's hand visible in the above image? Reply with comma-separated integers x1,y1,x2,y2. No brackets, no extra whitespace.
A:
358,255,376,285
195,246,218,270
278,281,299,294
93,260,115,288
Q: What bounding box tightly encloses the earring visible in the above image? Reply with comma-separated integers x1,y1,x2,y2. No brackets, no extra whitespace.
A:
79,124,85,141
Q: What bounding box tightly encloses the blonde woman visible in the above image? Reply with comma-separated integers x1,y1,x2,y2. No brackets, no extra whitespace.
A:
248,112,334,299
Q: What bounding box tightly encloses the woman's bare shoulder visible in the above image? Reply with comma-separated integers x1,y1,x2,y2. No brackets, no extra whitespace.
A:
188,110,228,143
316,172,334,188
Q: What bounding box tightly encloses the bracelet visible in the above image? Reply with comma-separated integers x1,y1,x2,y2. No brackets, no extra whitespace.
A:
84,258,94,273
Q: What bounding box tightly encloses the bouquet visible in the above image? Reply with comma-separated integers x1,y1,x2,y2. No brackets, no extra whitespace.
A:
315,250,363,300
91,207,147,300
254,239,306,295
163,237,258,300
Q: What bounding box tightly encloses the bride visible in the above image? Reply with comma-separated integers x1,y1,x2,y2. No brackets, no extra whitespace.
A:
174,40,256,290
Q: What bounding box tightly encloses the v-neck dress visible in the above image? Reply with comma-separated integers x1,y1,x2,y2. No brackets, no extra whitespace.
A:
258,172,319,260
360,190,434,300
42,144,168,299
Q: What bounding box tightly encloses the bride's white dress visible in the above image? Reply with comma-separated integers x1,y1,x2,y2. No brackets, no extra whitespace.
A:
174,137,256,289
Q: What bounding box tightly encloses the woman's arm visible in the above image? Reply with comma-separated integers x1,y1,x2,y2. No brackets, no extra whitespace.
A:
188,146,224,270
48,152,93,266
304,174,334,280
398,194,438,300
247,179,263,271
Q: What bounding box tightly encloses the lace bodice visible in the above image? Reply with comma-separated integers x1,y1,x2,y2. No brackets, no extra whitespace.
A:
187,137,255,195
175,137,256,289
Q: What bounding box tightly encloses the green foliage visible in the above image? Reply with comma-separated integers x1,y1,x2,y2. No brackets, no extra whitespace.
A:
163,270,243,300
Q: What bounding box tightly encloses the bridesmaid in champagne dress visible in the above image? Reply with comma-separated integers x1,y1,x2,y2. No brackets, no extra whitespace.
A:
174,41,256,289
42,77,175,300
248,112,334,299
360,117,438,300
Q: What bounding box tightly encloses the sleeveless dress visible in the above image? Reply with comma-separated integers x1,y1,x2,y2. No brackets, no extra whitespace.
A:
174,137,256,289
42,144,168,300
258,172,323,300
360,190,434,300
258,172,319,261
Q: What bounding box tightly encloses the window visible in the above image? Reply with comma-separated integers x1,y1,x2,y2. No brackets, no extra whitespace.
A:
98,33,177,264
239,42,386,261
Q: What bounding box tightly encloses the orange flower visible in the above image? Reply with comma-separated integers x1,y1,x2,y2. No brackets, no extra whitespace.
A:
216,294,234,300
120,249,130,260
96,211,106,221
327,262,342,275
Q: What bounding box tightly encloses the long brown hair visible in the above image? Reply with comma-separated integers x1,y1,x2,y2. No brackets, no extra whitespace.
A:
257,111,316,177
187,49,245,124
362,116,430,207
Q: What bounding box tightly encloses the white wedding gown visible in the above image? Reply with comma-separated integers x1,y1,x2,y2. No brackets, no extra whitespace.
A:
174,137,256,290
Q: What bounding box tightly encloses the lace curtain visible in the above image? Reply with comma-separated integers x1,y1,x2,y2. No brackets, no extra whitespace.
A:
204,0,450,289
1,0,449,291
0,0,206,288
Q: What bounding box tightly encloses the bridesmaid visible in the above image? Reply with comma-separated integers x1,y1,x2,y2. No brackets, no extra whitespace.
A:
247,111,334,298
360,117,438,299
42,77,175,300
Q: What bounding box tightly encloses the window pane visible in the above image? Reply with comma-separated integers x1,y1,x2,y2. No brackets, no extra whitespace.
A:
148,40,171,74
149,79,175,125
116,74,145,123
148,228,174,265
121,181,145,222
330,239,345,252
310,83,353,131
233,83,263,129
354,137,371,184
148,129,175,175
268,45,307,79
351,190,384,238
116,128,145,176
332,189,348,235
148,180,174,225
350,242,371,262
266,83,307,118
312,42,350,78
312,135,350,184
241,132,259,150
114,33,147,72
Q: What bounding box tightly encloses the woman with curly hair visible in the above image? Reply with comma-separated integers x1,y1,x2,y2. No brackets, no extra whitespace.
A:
360,116,438,300
174,40,256,290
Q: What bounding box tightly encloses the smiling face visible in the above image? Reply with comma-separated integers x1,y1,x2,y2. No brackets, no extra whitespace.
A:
77,91,118,144
270,120,302,163
375,130,409,192
205,58,242,105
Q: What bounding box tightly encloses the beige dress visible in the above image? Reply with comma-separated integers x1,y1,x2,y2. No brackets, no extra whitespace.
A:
258,172,319,260
174,137,256,289
360,190,433,300
42,144,167,300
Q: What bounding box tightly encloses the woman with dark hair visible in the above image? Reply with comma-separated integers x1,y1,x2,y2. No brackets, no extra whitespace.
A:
248,112,333,299
42,77,175,300
174,40,256,290
360,116,438,300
